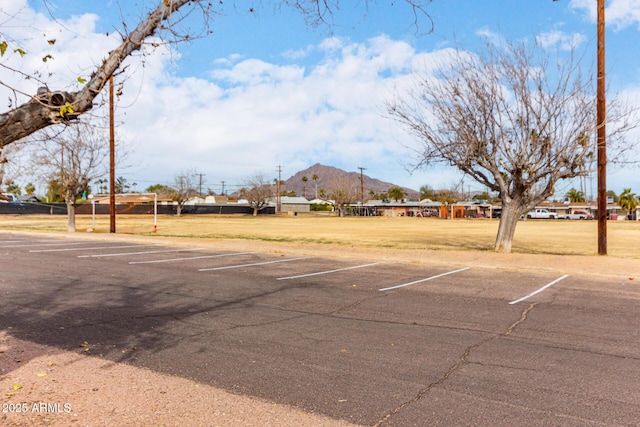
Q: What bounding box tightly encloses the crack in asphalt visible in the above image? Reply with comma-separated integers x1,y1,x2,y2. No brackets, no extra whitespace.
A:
373,302,538,426
505,302,537,335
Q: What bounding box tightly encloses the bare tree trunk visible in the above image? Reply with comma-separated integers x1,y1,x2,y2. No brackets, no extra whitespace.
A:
494,203,521,253
176,204,182,217
66,200,76,233
0,152,5,190
253,207,258,216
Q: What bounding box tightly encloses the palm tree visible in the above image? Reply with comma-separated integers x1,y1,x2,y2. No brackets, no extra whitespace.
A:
388,186,405,202
420,184,436,201
312,174,319,199
25,182,36,196
301,175,308,199
565,188,585,203
618,188,638,220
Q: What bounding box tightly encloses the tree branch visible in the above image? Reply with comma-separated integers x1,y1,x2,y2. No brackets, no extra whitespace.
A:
0,0,194,148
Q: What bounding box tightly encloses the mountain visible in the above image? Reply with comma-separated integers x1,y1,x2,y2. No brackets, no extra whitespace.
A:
282,163,419,200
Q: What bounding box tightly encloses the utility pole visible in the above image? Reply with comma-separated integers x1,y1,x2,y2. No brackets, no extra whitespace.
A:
358,167,366,216
276,165,282,214
551,0,606,254
358,166,366,202
109,75,116,233
59,146,64,201
197,173,205,196
221,180,225,195
596,0,607,255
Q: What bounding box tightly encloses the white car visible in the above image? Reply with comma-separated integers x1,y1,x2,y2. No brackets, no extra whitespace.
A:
526,208,557,219
564,210,595,220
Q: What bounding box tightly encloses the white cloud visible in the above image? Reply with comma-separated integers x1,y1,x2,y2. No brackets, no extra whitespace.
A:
570,0,640,30
536,30,586,50
3,1,639,196
0,3,118,99
109,33,446,191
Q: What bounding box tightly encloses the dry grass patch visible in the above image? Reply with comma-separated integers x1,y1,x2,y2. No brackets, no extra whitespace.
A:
1,213,639,259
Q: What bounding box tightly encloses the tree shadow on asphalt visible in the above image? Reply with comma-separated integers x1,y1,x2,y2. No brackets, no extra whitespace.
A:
0,273,314,375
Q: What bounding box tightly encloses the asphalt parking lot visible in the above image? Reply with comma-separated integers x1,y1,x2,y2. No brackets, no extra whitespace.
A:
2,233,640,426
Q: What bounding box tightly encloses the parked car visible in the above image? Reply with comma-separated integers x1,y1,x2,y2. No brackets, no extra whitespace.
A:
564,210,594,220
1,193,21,204
526,208,557,219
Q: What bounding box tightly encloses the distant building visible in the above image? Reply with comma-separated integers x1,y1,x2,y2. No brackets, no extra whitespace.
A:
277,196,311,214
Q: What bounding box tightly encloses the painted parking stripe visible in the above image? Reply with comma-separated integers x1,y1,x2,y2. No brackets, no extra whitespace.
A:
29,244,159,253
277,262,382,280
198,257,307,272
78,248,207,258
1,241,94,249
129,252,256,265
509,275,569,305
379,267,470,292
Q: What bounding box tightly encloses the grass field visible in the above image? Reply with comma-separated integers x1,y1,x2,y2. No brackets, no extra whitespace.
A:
1,213,639,259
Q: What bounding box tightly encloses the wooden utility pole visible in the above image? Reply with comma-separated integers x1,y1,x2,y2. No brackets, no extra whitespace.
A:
358,166,366,216
197,173,205,196
109,76,116,233
358,166,366,203
596,0,606,255
276,165,282,214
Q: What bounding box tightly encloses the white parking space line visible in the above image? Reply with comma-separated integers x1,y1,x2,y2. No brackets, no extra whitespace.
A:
129,252,256,265
509,274,569,305
198,257,307,272
29,244,159,253
78,248,207,258
1,241,94,249
277,262,382,280
379,267,470,292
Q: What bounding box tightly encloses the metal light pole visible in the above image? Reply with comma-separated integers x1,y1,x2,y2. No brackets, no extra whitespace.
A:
596,0,606,255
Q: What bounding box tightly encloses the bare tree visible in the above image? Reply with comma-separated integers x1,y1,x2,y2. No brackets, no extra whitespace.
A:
388,41,636,253
0,1,433,148
0,141,26,199
240,173,273,216
327,175,358,217
30,123,109,232
170,170,199,217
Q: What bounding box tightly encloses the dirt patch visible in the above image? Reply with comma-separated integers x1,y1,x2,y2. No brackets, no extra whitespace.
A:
0,331,360,427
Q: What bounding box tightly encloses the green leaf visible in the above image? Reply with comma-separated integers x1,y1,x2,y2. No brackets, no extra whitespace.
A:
77,76,87,84
0,41,7,56
42,54,53,62
14,48,26,57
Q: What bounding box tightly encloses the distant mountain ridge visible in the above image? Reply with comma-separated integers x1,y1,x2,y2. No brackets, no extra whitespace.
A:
282,163,419,200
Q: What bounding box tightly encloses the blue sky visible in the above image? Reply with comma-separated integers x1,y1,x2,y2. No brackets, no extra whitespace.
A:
2,0,640,197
